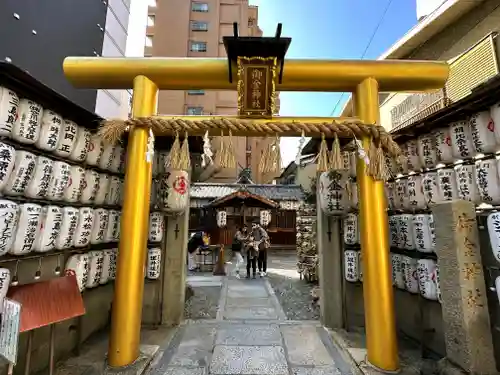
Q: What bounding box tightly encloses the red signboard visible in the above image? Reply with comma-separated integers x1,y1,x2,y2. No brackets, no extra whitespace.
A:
7,275,85,332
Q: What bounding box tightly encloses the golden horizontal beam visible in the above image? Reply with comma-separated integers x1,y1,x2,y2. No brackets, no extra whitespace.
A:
63,57,449,92
149,115,366,137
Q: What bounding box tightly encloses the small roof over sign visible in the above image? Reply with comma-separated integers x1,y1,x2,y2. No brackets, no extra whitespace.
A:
190,183,303,201
207,190,278,208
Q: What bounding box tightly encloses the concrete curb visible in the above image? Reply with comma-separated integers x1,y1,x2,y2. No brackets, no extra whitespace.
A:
215,275,228,320
263,278,288,321
326,328,365,375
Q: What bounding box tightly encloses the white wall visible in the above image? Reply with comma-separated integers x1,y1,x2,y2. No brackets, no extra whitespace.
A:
94,0,132,119
416,0,445,20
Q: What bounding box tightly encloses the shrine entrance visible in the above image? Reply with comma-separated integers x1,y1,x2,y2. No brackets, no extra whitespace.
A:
63,23,449,372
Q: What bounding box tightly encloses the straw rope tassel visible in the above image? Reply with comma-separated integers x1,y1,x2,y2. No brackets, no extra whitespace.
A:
273,136,282,174
266,136,281,175
166,132,181,170
367,138,390,181
329,134,343,170
258,144,270,175
97,120,127,145
225,130,236,169
214,131,225,168
179,132,191,171
317,134,329,173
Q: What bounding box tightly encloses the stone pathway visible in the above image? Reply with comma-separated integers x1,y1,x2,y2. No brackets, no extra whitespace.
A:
146,274,353,375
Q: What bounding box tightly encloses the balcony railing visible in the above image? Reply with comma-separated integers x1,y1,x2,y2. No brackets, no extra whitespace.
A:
389,33,499,132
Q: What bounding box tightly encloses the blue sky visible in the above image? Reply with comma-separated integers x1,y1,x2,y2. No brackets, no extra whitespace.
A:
248,0,418,166
128,0,418,167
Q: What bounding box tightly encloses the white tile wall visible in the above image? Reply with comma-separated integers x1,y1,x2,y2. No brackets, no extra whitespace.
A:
105,8,128,52
95,0,130,119
102,33,123,57
96,90,128,119
108,0,130,32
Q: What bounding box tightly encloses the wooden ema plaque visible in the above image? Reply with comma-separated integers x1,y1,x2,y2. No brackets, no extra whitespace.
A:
7,275,85,332
237,56,277,118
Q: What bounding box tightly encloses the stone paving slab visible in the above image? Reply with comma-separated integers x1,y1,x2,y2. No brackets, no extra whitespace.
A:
225,296,274,307
223,306,279,320
144,262,357,375
210,345,289,375
168,345,212,367
282,325,335,367
187,276,224,287
227,286,269,298
187,276,224,283
178,325,216,349
215,324,282,346
291,367,342,375
163,367,206,375
147,365,206,375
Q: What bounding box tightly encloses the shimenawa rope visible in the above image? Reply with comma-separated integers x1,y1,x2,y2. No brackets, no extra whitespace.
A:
98,117,402,159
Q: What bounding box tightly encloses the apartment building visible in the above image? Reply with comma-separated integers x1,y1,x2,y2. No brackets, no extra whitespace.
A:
0,0,131,119
145,0,278,183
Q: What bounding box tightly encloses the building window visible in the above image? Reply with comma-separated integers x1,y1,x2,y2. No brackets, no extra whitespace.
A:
190,41,207,52
187,90,205,95
147,15,155,26
187,107,204,115
248,17,255,27
192,2,209,12
191,21,208,31
148,0,156,7
145,36,153,47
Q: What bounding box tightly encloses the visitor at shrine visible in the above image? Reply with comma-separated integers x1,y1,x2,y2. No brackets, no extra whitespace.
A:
187,231,208,271
245,236,258,279
251,221,270,277
232,225,247,279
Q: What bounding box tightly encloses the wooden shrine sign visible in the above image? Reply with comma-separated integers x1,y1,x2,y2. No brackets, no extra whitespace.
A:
237,57,277,118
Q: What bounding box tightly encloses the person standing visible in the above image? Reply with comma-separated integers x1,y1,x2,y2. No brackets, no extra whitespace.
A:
232,225,247,279
246,233,258,279
251,221,270,277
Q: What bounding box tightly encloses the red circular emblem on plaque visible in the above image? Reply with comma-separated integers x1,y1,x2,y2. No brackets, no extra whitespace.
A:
173,175,187,195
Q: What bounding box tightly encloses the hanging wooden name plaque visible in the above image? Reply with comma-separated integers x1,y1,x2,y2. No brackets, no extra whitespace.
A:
237,57,277,118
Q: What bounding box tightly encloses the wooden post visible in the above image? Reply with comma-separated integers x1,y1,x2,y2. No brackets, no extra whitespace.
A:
214,245,227,276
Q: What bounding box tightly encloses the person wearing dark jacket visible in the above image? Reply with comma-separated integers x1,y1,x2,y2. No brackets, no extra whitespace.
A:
187,231,207,271
251,221,269,277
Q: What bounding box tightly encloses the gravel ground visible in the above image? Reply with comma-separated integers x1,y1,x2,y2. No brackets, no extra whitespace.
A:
184,286,221,319
266,253,320,320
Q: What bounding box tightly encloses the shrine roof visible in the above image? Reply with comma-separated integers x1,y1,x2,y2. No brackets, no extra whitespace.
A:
207,190,278,208
190,183,303,201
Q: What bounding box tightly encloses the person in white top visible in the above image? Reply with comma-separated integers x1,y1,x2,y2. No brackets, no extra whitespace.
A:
231,224,247,279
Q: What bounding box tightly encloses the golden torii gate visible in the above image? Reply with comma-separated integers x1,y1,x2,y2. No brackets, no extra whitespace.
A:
63,30,448,372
